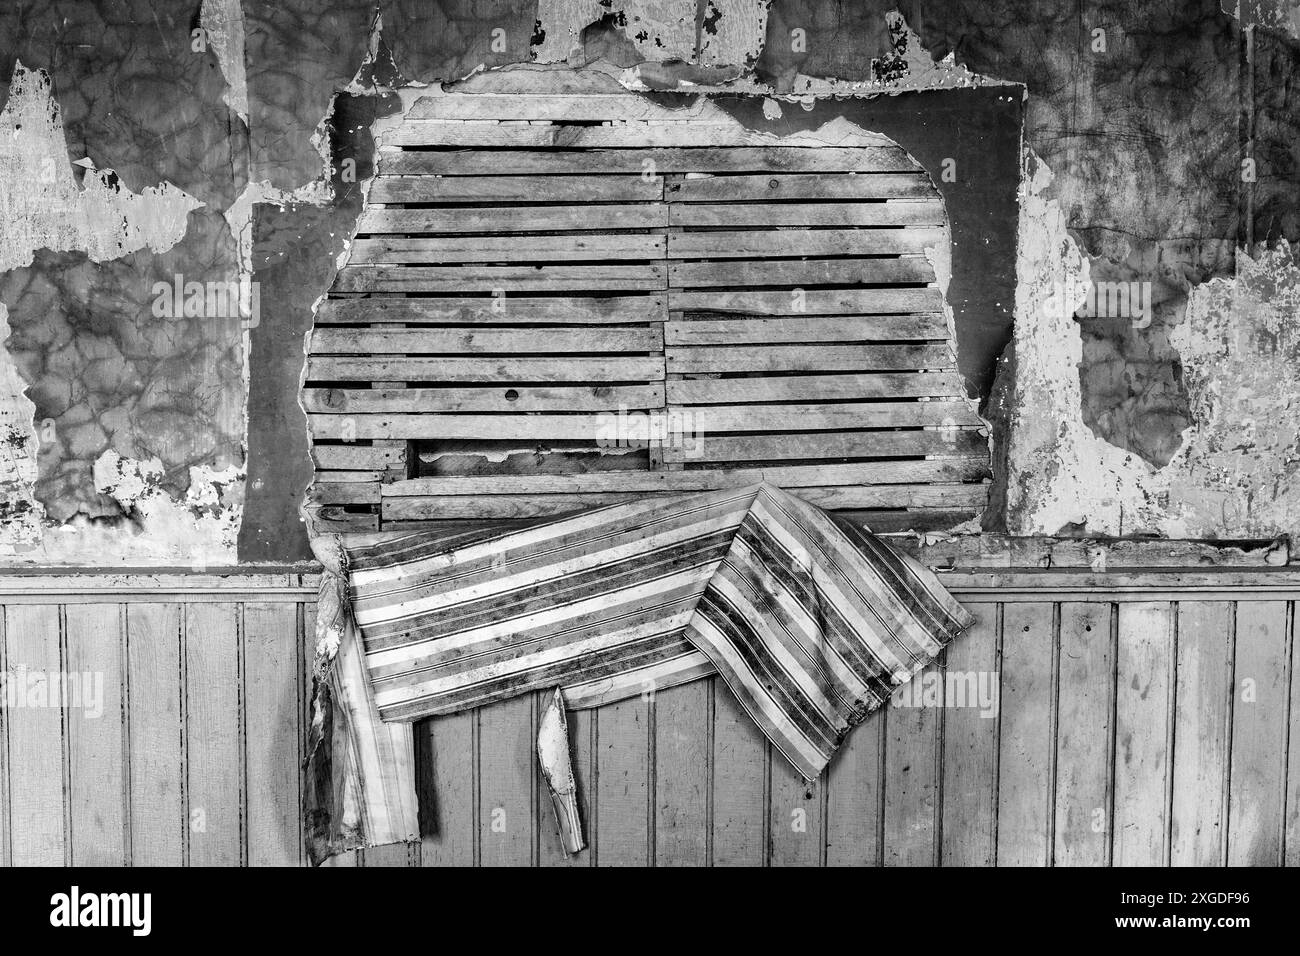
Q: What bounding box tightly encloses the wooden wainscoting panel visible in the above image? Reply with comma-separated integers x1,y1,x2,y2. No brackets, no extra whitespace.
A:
1112,602,1176,866
65,604,127,867
1227,601,1290,865
4,605,66,866
1170,601,1233,866
1053,602,1115,867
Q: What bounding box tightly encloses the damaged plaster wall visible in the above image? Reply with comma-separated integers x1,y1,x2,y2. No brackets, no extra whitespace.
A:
1,0,1298,564
1004,156,1300,538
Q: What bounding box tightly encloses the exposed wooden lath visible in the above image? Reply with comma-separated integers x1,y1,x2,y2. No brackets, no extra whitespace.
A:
306,93,990,532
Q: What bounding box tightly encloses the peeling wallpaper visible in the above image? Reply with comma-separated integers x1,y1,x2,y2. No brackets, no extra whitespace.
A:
0,0,1296,563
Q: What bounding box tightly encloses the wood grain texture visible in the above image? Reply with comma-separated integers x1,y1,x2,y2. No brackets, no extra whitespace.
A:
184,603,241,866
416,713,476,866
4,605,67,865
653,682,710,865
710,680,767,866
242,602,301,866
1170,601,1232,866
1113,602,1175,866
996,603,1055,866
126,603,184,866
594,698,651,866
883,664,942,866
477,696,536,866
65,604,127,866
940,606,999,866
1227,601,1289,865
1053,602,1114,867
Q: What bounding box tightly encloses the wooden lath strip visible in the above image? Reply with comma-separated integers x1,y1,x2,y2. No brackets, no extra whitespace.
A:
357,204,670,234
667,288,943,314
303,383,666,414
350,234,666,264
662,430,988,463
665,343,954,373
667,227,945,258
306,356,666,383
666,371,967,402
335,263,668,293
669,257,935,288
369,174,664,204
664,315,950,344
669,201,945,228
315,295,667,325
686,401,983,431
310,326,663,355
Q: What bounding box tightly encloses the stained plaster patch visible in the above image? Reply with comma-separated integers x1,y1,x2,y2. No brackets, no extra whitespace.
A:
1007,152,1300,539
0,62,202,274
0,60,242,563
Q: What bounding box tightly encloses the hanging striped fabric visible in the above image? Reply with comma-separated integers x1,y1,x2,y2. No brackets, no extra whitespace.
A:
343,483,970,780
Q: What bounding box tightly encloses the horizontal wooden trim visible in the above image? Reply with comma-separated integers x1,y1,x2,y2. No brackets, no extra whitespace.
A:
310,326,662,355
316,295,667,325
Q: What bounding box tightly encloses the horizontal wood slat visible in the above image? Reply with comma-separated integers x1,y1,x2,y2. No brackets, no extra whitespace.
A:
666,288,944,314
669,201,945,228
369,174,663,203
665,316,949,344
665,343,955,373
350,235,666,263
358,204,670,234
304,383,666,414
335,264,667,293
667,228,945,258
316,296,666,325
666,371,968,402
308,355,665,384
669,257,935,288
310,326,662,355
